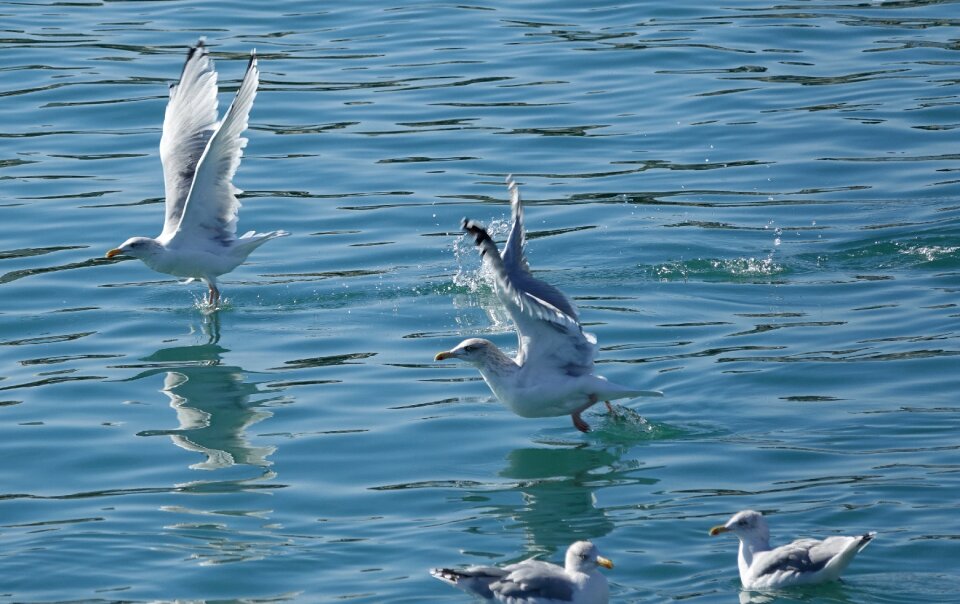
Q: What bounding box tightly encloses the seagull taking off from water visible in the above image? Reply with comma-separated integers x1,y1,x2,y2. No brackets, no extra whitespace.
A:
430,540,614,603
709,509,876,590
435,176,661,432
106,39,287,305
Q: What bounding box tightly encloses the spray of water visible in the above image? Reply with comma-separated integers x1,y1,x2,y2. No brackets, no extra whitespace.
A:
450,217,513,332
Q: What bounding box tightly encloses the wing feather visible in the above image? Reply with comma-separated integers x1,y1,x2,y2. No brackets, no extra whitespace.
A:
169,50,258,246
492,560,576,602
462,179,596,375
159,39,219,239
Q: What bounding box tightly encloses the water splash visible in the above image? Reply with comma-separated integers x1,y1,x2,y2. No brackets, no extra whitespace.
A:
450,217,513,330
898,243,959,263
652,256,785,282
192,295,231,315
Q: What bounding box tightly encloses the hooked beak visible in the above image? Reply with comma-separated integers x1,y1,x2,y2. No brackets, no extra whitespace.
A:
434,351,454,361
105,248,123,259
709,525,730,536
597,556,614,569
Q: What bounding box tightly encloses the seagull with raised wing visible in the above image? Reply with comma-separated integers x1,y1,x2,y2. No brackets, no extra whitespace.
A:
106,39,287,305
709,509,876,590
431,540,613,603
435,176,661,432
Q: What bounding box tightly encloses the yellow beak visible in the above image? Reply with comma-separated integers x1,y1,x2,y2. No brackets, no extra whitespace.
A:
434,351,453,361
709,525,730,536
597,556,614,569
105,248,123,258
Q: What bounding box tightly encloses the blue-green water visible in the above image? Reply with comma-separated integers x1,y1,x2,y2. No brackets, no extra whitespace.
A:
1,1,958,602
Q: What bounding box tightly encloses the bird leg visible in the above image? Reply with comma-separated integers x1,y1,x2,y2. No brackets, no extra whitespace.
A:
572,411,591,433
571,394,600,433
207,283,220,306
605,401,616,414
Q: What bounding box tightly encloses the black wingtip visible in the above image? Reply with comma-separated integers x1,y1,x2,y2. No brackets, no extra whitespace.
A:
184,38,209,69
429,568,461,583
461,218,494,257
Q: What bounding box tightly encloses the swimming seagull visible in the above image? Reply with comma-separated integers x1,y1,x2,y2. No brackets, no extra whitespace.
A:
434,176,661,432
106,39,288,305
709,509,876,590
430,540,613,603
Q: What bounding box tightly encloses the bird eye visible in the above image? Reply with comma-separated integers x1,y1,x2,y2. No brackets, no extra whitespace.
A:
580,554,589,561
464,345,476,352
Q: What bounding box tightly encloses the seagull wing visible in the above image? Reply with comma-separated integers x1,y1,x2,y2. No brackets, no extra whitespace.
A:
491,559,576,602
463,180,596,376
168,49,258,247
754,538,833,579
159,39,219,240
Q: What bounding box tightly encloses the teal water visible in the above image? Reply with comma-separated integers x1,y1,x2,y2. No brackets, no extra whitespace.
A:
1,1,959,602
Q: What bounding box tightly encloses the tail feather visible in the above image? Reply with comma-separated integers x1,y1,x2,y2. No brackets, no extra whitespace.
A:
591,375,663,401
430,567,502,599
233,229,288,255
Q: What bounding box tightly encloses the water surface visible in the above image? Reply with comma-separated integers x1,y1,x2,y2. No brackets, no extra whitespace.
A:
1,1,958,602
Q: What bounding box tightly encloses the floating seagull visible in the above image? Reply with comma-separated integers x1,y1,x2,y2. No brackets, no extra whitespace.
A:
430,540,613,603
106,39,288,305
709,510,876,590
434,176,661,432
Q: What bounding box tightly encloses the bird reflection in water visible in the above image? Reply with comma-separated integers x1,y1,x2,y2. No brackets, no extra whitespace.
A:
482,443,658,555
134,314,278,472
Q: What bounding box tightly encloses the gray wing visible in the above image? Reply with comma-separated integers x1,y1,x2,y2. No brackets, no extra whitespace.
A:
169,49,258,247
159,39,219,239
491,560,576,602
500,175,579,320
462,179,596,375
755,539,831,577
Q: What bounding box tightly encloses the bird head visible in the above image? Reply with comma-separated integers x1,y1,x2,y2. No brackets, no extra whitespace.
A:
434,338,498,366
106,237,162,260
565,541,614,574
709,509,770,543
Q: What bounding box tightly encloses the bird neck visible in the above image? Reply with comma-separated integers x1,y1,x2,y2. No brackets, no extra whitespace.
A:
475,346,520,381
738,534,771,577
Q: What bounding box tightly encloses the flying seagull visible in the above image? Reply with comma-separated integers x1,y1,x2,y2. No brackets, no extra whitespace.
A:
430,540,613,603
435,176,661,432
709,509,876,589
106,39,287,305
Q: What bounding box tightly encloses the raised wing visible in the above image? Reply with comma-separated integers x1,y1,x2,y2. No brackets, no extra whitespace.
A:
499,176,579,320
169,50,258,246
463,181,596,375
501,175,530,274
159,39,219,239
491,560,576,602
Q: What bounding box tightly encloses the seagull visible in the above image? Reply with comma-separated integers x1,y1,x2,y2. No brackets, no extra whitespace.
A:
434,176,661,432
709,509,876,590
106,39,288,305
430,540,613,603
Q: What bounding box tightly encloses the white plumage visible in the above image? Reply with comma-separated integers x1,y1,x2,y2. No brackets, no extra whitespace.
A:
435,176,661,432
710,509,876,589
430,540,613,603
106,39,287,305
